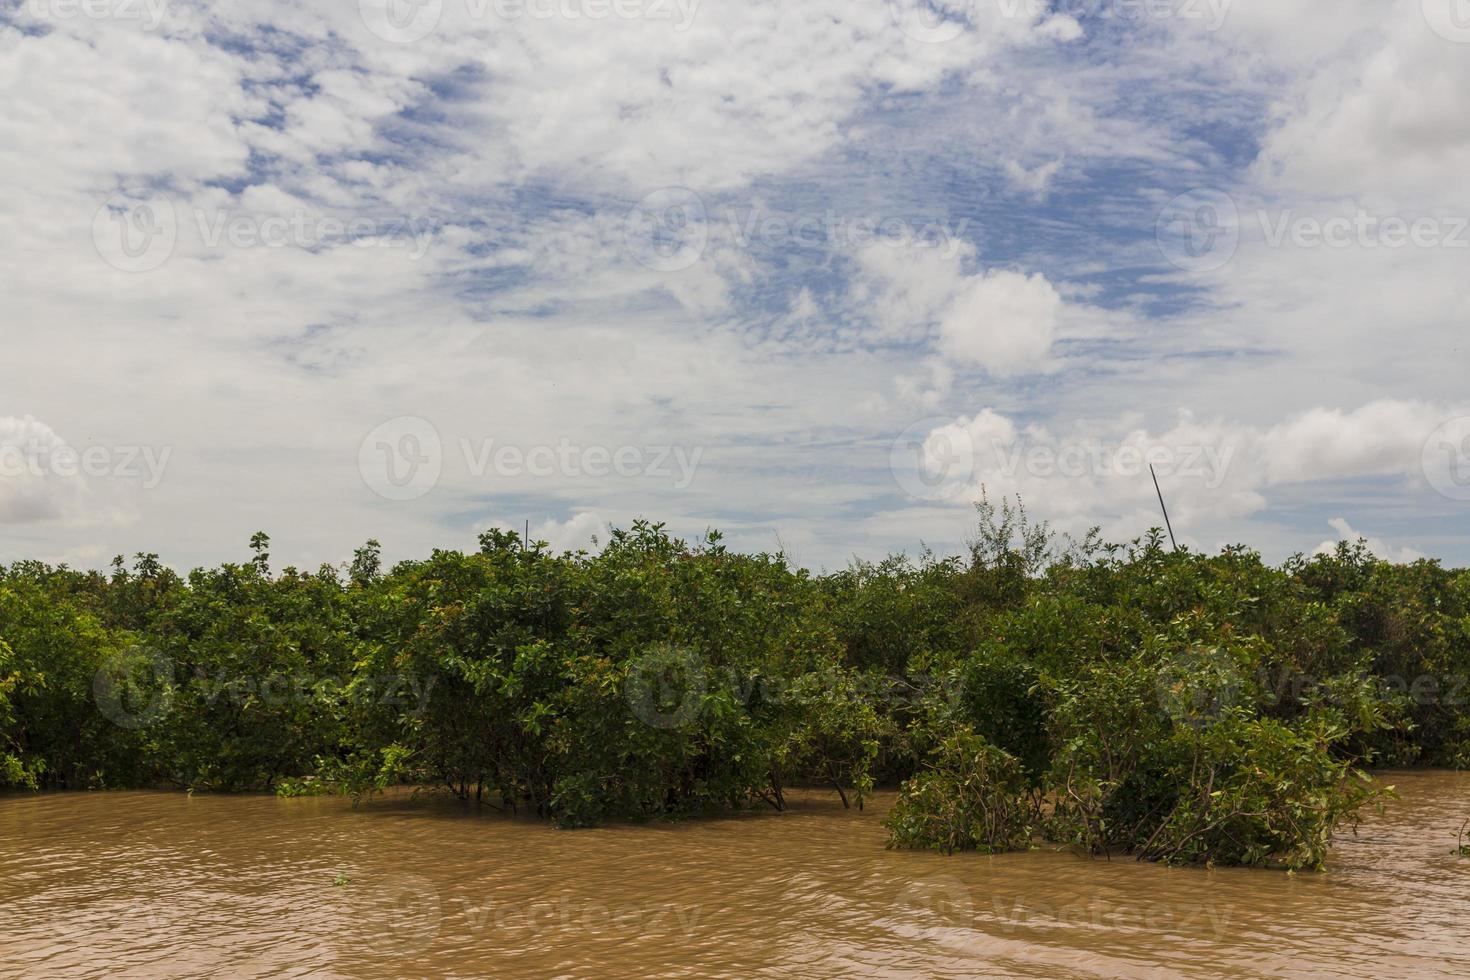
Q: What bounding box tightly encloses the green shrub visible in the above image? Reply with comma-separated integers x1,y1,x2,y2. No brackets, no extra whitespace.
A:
886,729,1036,854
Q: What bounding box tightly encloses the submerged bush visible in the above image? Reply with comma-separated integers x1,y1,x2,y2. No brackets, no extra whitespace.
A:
886,729,1036,854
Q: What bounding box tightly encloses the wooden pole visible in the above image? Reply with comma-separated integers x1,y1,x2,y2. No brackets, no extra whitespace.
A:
1150,464,1178,552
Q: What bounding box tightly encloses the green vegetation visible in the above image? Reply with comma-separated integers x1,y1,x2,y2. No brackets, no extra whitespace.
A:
2,499,1467,871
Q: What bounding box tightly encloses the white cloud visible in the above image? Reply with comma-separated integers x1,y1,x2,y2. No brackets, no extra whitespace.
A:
1004,157,1064,198
0,417,83,525
911,398,1467,544
1315,517,1425,564
482,512,611,555
937,270,1062,376
1242,3,1470,206
852,244,1068,375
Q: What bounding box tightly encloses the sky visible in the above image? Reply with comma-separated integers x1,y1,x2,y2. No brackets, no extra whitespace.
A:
1,0,1469,573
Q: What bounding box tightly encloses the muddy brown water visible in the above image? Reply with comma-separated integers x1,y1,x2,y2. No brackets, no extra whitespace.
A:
1,771,1467,978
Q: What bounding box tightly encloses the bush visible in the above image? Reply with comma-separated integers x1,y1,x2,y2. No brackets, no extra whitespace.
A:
886,729,1036,854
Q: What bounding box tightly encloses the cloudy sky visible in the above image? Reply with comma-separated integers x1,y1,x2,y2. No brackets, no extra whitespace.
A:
2,0,1469,572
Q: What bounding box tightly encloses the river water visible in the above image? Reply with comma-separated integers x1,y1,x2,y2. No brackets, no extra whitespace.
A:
2,771,1467,978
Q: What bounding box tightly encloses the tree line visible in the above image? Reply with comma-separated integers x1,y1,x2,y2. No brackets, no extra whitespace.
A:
2,497,1467,870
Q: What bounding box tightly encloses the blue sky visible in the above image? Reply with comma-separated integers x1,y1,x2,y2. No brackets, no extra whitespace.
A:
2,0,1469,572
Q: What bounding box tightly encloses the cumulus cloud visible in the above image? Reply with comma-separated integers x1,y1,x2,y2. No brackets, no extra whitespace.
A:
852,244,1069,375
909,399,1467,543
937,270,1063,376
1244,3,1470,206
482,513,610,555
1315,517,1425,564
0,416,158,528
0,417,81,524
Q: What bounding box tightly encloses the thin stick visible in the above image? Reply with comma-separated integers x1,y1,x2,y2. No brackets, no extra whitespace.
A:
1150,464,1178,552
